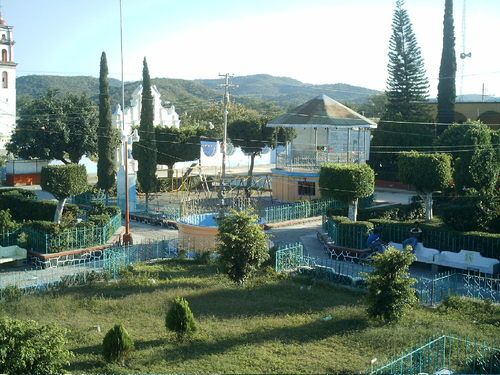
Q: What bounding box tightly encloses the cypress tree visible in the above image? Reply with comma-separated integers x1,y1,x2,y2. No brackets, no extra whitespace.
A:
384,0,430,120
436,0,457,129
97,52,117,199
136,57,157,210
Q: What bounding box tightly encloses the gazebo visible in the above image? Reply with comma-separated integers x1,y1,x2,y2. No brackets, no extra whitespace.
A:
267,94,377,201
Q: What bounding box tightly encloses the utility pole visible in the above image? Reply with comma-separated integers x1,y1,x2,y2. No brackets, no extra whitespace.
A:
218,73,237,205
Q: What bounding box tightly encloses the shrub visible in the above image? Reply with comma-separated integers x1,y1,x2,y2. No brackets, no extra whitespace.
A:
165,296,197,340
1,285,23,302
328,216,373,249
88,214,111,226
0,209,20,232
102,324,134,364
217,210,269,284
441,193,499,232
365,247,417,323
194,251,212,265
0,318,73,375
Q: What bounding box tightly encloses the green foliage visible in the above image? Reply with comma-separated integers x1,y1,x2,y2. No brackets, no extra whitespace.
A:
153,126,203,174
356,200,424,222
8,90,98,163
0,209,19,232
165,296,197,340
102,324,134,364
0,318,73,375
1,285,23,302
217,210,269,284
135,58,157,203
328,216,374,249
441,193,499,232
398,152,452,193
319,163,375,202
436,121,498,192
97,52,119,192
436,0,457,126
366,247,417,323
384,0,430,120
41,164,89,201
0,190,79,222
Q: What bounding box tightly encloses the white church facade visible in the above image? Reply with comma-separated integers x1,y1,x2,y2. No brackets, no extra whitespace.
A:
113,84,180,136
0,14,16,152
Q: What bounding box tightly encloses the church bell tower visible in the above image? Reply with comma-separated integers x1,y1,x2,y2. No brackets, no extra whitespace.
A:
0,11,16,152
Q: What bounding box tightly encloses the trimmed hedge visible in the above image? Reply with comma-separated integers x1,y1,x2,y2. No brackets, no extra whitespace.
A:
0,193,79,222
368,219,500,259
319,163,375,201
328,216,373,249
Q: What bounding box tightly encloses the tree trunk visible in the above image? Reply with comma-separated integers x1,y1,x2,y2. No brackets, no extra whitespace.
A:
245,153,257,198
145,192,149,212
168,165,174,179
424,193,433,221
54,198,67,224
348,198,358,222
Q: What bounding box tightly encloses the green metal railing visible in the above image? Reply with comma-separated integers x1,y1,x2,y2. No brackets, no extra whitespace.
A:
0,229,20,247
25,214,122,254
275,243,304,273
264,199,347,224
370,335,500,374
325,219,369,249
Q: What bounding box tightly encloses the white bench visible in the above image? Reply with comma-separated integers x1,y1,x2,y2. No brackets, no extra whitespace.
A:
0,246,27,265
434,250,500,275
388,241,440,264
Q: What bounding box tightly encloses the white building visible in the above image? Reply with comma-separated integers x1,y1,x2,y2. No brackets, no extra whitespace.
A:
0,13,16,152
113,84,180,137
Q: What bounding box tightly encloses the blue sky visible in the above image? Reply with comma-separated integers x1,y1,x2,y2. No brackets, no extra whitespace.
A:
3,0,500,96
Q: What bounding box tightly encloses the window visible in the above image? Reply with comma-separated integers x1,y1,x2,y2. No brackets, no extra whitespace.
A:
1,49,6,62
298,180,316,196
1,71,7,88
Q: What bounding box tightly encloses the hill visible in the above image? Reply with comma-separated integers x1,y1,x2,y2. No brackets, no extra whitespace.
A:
16,74,380,113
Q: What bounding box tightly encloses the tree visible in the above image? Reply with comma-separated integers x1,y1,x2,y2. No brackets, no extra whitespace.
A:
371,0,432,179
436,121,497,192
0,318,73,375
41,164,88,223
384,0,430,120
97,52,119,198
134,58,157,211
319,163,374,221
217,210,269,284
153,126,202,178
8,91,98,163
228,117,275,196
165,296,197,340
398,151,452,221
366,248,417,323
436,0,457,128
102,324,134,364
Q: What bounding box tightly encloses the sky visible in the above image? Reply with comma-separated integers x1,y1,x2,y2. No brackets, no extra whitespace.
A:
3,0,500,97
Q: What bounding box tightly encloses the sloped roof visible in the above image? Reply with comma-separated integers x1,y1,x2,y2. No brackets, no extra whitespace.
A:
267,94,377,129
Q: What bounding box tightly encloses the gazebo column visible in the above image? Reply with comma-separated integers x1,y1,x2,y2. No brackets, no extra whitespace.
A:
357,128,361,164
326,127,330,162
314,127,318,165
347,128,351,163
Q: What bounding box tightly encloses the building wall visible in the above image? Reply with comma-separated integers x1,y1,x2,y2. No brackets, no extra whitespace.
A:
0,25,16,152
271,170,320,202
430,102,500,126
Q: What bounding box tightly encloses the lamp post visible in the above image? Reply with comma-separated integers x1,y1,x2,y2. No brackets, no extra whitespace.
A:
119,0,132,245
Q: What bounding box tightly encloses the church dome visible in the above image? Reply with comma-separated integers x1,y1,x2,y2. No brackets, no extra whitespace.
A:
0,16,7,26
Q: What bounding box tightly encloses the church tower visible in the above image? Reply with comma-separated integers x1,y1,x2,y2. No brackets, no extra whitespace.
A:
0,11,16,152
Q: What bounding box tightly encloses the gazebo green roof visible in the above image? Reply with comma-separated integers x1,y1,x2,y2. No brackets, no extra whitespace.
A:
267,94,377,129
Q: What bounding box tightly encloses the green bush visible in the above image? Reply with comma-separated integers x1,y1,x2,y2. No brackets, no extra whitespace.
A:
328,216,373,249
1,285,23,302
0,318,73,375
102,324,134,364
0,193,80,222
165,296,197,340
88,214,111,226
366,248,417,323
0,209,20,232
0,188,37,199
441,194,499,232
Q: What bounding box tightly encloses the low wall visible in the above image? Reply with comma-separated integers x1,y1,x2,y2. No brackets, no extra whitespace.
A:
177,222,218,251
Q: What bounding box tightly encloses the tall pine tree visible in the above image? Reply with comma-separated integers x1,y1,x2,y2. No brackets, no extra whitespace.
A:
370,0,433,180
385,0,430,119
436,0,456,129
97,52,118,199
135,57,157,210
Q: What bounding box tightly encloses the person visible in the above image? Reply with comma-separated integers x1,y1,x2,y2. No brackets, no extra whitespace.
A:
402,222,422,252
367,227,387,253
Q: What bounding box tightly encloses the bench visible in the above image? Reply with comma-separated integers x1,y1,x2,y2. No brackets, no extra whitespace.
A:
434,250,500,275
388,242,440,264
0,245,27,265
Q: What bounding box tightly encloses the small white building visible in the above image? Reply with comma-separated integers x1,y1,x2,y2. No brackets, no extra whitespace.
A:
113,84,180,137
0,13,16,152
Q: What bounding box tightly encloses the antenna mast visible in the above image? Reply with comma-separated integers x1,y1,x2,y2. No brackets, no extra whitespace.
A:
459,0,472,99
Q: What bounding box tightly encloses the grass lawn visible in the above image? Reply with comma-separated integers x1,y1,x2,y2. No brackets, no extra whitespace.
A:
1,259,499,374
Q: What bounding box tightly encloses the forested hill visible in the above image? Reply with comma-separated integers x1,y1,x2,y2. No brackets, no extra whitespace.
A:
16,74,379,113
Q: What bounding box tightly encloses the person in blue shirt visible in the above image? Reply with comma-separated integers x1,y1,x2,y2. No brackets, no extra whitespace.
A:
402,222,422,252
367,227,386,253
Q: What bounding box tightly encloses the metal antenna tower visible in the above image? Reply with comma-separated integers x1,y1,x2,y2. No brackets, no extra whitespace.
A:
459,0,472,99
